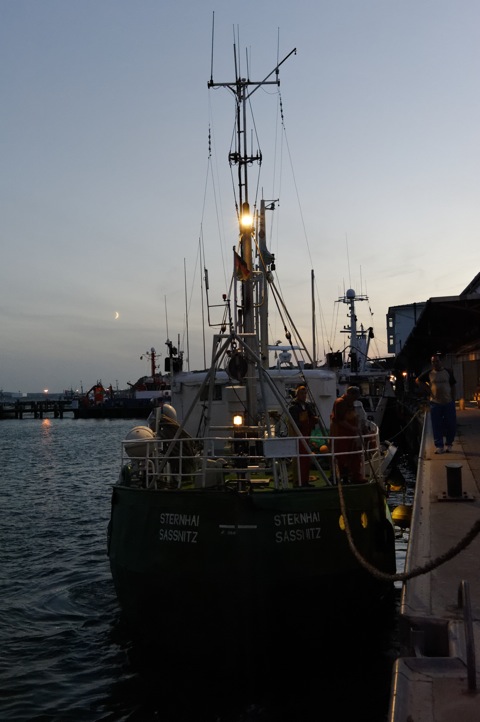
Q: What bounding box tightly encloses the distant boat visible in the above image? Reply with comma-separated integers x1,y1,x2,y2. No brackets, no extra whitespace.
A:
107,42,397,657
325,288,396,432
74,347,171,419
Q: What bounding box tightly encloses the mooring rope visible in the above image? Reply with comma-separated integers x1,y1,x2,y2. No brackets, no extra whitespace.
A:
337,479,480,583
386,406,424,444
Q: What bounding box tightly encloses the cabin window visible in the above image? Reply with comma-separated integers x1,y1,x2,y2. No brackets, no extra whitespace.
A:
200,384,223,402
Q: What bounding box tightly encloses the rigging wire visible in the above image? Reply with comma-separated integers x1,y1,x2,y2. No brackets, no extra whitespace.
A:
274,90,331,363
183,259,190,371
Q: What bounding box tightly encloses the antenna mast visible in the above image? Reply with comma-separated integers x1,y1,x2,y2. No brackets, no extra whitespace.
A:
208,44,296,423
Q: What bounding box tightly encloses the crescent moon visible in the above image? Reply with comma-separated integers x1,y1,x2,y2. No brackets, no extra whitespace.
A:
114,311,120,320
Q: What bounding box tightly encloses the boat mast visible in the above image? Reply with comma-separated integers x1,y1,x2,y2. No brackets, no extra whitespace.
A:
208,46,296,424
139,347,157,378
258,198,276,369
311,269,316,367
340,289,370,373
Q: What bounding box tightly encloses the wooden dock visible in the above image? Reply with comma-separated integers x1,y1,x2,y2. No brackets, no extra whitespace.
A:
0,399,75,419
389,405,480,720
0,397,152,420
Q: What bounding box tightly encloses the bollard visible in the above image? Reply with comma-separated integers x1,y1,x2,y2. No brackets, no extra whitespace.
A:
446,463,462,497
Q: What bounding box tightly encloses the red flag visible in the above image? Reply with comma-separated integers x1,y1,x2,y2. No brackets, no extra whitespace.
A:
234,251,251,282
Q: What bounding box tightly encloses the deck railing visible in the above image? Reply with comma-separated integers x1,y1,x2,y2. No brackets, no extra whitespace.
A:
119,424,388,491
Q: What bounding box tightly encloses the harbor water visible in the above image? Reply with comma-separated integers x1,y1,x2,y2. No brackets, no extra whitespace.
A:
0,418,412,722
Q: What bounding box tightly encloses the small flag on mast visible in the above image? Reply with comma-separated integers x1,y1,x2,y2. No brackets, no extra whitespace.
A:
234,251,251,282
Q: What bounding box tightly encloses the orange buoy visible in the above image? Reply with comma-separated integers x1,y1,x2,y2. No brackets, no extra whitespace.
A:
319,445,329,454
389,483,403,492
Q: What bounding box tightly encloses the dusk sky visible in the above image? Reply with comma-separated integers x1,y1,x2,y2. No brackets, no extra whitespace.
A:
2,1,479,393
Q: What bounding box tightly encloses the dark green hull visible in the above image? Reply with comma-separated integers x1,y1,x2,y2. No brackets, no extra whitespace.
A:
108,482,396,652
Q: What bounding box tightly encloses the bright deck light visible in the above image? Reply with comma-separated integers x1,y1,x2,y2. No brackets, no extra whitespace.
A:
240,202,253,230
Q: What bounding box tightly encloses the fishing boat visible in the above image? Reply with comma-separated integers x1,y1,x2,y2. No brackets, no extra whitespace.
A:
325,288,396,432
74,347,171,419
107,44,396,659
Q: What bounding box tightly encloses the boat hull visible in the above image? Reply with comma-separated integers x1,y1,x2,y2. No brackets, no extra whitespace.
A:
108,482,396,653
73,400,153,419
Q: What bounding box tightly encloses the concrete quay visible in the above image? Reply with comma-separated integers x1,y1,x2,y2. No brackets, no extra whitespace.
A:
389,406,480,721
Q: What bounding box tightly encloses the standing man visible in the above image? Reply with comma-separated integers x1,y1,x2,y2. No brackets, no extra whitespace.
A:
415,354,457,454
329,386,365,483
288,385,319,487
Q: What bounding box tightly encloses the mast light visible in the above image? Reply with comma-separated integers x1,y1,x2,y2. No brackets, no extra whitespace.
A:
240,203,253,230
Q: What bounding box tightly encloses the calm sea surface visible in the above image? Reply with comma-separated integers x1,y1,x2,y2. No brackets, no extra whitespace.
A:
0,418,413,722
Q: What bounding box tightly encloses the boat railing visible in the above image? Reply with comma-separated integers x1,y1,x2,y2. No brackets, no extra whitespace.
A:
118,424,388,491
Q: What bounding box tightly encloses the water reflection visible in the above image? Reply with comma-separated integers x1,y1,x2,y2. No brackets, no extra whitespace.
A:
386,452,415,590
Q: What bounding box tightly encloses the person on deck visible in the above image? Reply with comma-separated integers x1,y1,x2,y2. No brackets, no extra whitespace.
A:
329,386,365,483
288,385,319,487
415,354,456,454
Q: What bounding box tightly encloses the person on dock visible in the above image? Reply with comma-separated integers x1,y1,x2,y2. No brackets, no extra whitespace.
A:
288,385,319,487
329,386,365,483
415,354,456,454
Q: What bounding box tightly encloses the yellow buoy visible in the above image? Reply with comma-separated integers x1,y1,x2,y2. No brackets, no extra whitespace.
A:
392,504,412,529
